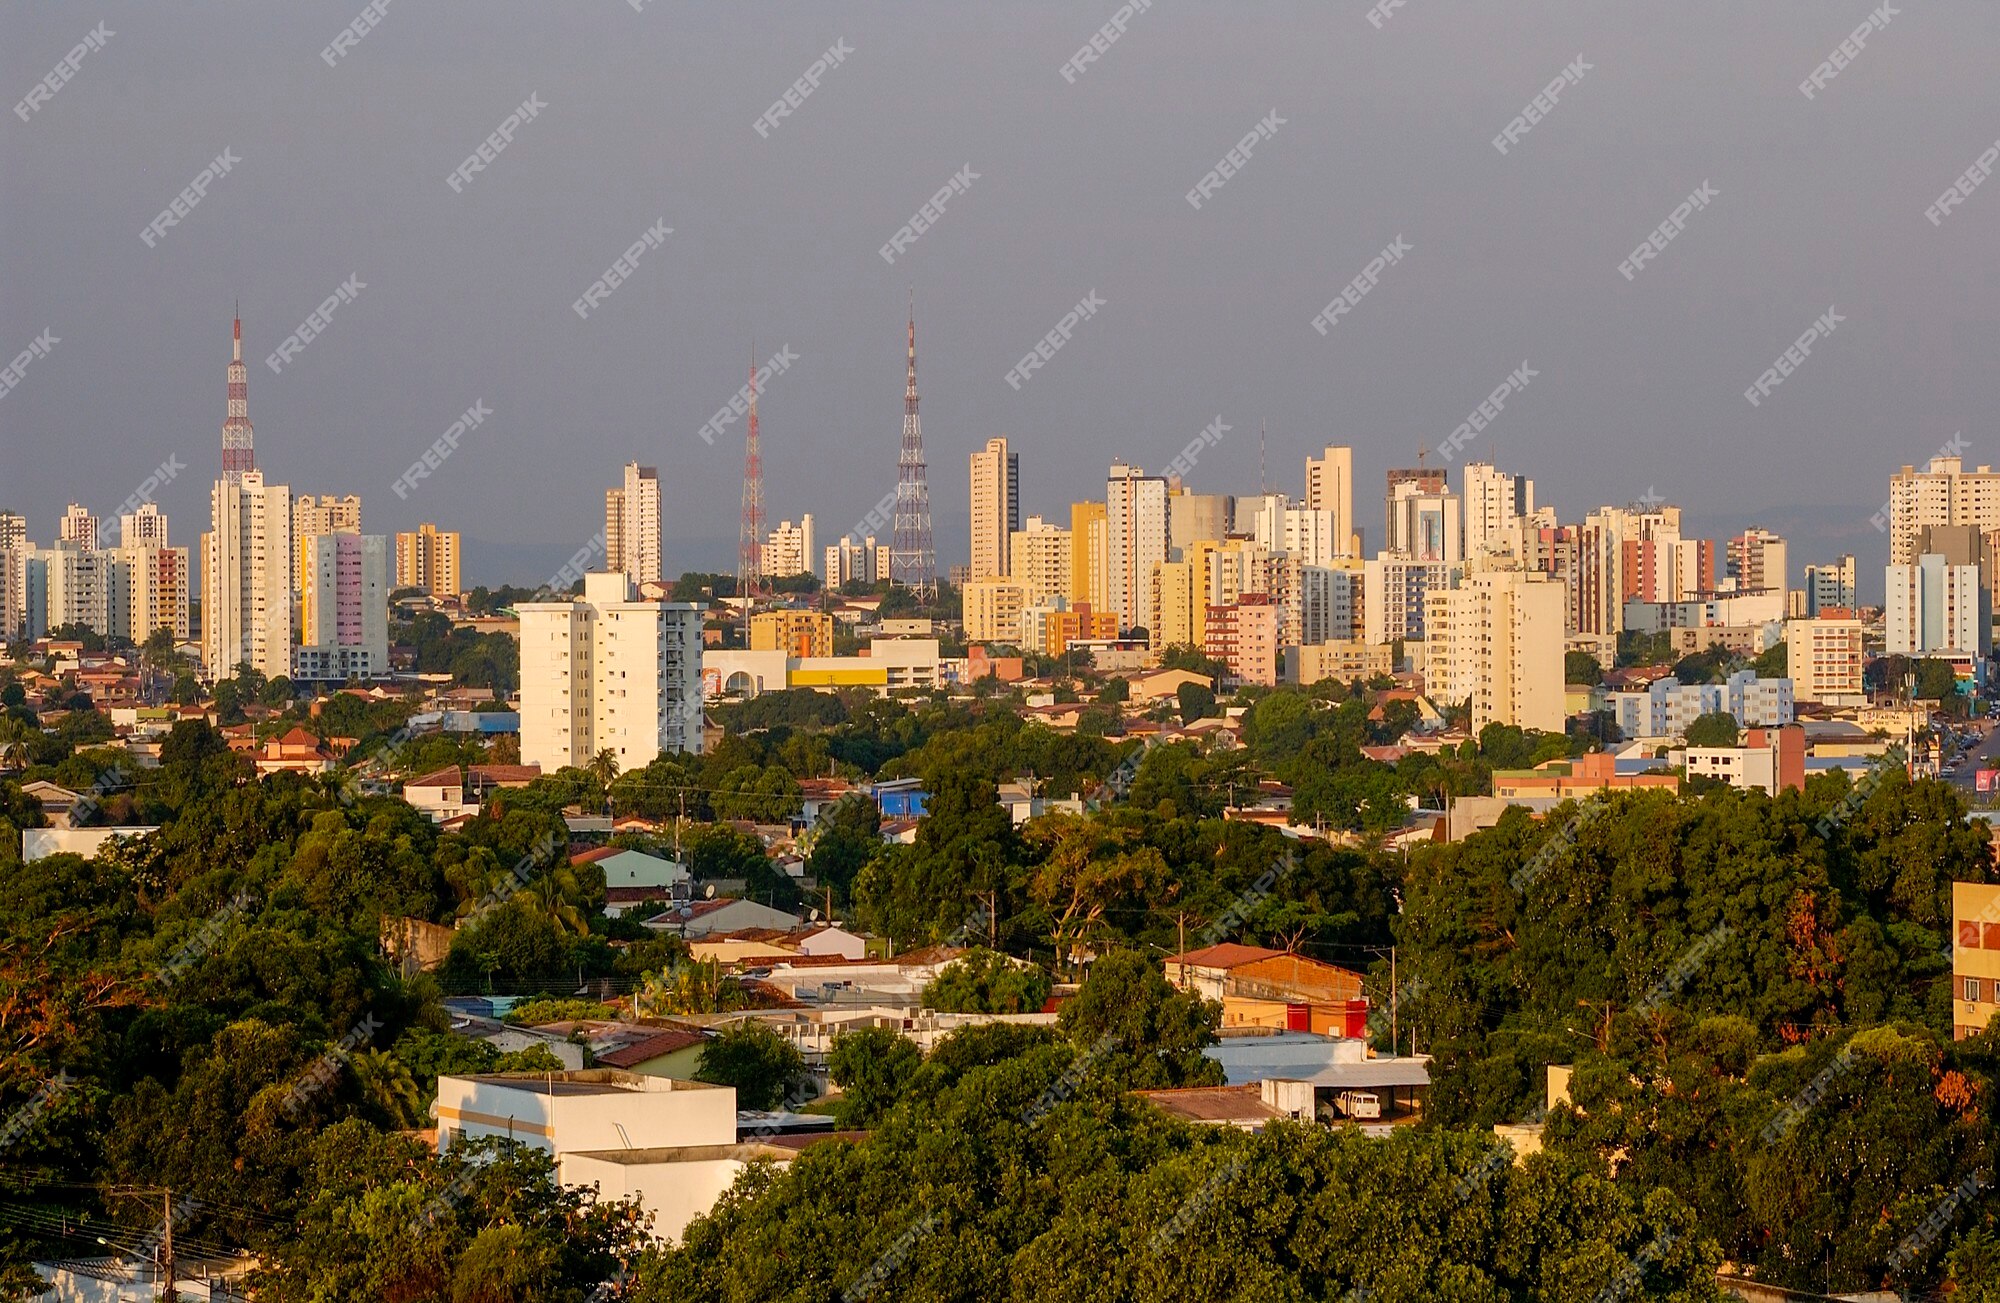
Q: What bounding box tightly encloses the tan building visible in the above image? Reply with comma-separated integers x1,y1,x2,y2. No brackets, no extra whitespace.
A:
969,437,1019,582
1025,603,1119,658
749,610,833,658
1205,594,1279,687
1008,516,1071,607
1888,456,2000,570
1425,569,1567,733
1156,538,1266,653
1955,881,2000,1039
1304,444,1356,558
1151,561,1196,651
1287,640,1393,686
961,579,1027,644
294,494,362,629
1784,614,1866,706
395,522,462,598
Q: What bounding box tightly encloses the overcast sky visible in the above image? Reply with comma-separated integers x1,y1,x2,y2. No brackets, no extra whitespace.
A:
4,1,1998,595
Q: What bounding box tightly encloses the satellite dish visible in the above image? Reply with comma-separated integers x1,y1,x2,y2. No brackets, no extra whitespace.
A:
809,908,821,922
704,883,716,899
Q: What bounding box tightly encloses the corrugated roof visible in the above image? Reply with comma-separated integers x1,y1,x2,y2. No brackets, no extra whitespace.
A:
1162,943,1286,970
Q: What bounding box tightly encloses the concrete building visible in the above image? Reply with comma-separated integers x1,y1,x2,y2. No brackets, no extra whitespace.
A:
1106,464,1169,634
1069,500,1108,612
1168,491,1232,559
57,503,98,551
749,610,833,658
969,437,1019,582
1954,881,2000,1040
1286,560,1358,647
1461,462,1533,561
1425,569,1567,732
1784,615,1867,706
962,579,1027,644
1802,555,1857,616
761,516,817,579
1682,725,1806,795
118,502,169,549
519,572,704,773
824,535,890,589
1304,445,1355,558
1286,640,1393,686
605,461,663,587
1205,594,1279,688
791,639,941,693
1021,603,1118,658
107,545,191,643
294,532,389,680
1888,456,2000,576
1728,528,1787,595
1008,516,1071,607
1386,480,1461,564
1886,551,1990,674
1607,670,1794,739
293,493,362,631
42,544,107,635
395,522,462,597
1362,554,1452,646
202,469,292,680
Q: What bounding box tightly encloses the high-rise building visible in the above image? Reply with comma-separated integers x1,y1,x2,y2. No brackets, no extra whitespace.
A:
1168,491,1232,560
1069,501,1107,611
1461,462,1534,560
1008,516,1071,608
0,512,25,553
1249,498,1342,568
294,494,362,630
1886,551,1990,666
962,579,1028,644
44,545,108,635
295,532,389,680
1727,528,1787,594
1205,594,1280,688
1363,554,1453,646
395,523,462,597
518,573,704,773
1305,445,1356,557
1106,463,1170,634
824,535,890,590
605,462,662,587
1386,479,1462,563
1385,467,1445,555
1887,456,2000,570
1424,569,1567,733
969,437,1019,582
1802,555,1857,615
892,301,936,596
1784,615,1866,706
58,503,99,552
760,517,817,579
106,545,191,644
202,469,292,680
118,502,169,549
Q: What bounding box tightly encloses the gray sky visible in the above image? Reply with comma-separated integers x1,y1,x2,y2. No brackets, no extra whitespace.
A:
4,1,1997,594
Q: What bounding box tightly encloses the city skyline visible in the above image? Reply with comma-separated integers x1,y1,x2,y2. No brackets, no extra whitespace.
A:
8,3,2000,591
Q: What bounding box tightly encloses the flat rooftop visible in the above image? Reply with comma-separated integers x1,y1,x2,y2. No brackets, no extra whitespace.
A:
458,1070,723,1096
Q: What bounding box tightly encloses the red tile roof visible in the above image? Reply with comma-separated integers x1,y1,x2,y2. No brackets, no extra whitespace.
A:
594,1029,707,1068
1162,943,1286,970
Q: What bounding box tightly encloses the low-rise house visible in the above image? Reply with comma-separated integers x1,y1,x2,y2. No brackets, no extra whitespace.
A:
573,845,688,892
1489,751,1679,802
644,897,803,939
593,1027,709,1079
1162,944,1370,1037
257,726,336,776
18,780,81,827
403,763,543,822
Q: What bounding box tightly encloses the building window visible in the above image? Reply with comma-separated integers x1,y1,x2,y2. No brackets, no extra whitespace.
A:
1969,977,1985,1003
1967,921,1986,949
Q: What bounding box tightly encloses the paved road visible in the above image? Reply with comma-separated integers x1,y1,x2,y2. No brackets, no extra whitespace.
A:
1942,720,2000,792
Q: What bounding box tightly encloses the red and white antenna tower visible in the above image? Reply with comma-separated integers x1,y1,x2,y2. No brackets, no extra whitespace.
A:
737,346,765,627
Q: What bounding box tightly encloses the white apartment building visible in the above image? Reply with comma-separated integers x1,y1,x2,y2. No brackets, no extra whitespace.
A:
1887,456,2000,568
1424,569,1566,732
519,572,704,774
1252,504,1343,568
760,516,817,578
1387,482,1462,564
42,545,108,635
1461,462,1534,561
824,535,892,589
1607,670,1794,739
1885,553,1990,663
118,502,169,549
605,462,663,587
1106,463,1170,634
1363,554,1453,646
203,470,293,680
1282,559,1359,647
969,437,1019,582
1728,528,1787,595
1785,615,1867,706
294,532,389,681
1803,555,1856,615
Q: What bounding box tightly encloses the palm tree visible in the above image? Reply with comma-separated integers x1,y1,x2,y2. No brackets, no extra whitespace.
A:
589,748,619,814
520,862,591,938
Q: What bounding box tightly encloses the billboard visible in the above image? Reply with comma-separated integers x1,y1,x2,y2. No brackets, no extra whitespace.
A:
1976,768,1999,794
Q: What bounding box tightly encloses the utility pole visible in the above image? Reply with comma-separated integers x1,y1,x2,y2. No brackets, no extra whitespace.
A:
161,1188,176,1303
1389,946,1397,1057
1177,910,1188,988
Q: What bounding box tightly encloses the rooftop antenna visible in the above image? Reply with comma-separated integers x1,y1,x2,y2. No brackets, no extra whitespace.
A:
1259,420,1267,495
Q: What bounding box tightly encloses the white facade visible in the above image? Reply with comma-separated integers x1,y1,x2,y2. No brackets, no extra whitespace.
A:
118,502,169,549
1288,561,1358,647
1106,463,1170,634
294,532,389,680
606,462,663,586
1803,555,1856,614
1461,462,1533,561
1885,554,1990,660
824,535,891,589
57,503,99,551
1362,554,1452,646
1785,616,1867,706
760,516,817,578
1008,516,1071,607
203,470,292,680
1304,445,1355,557
519,572,704,773
969,437,1019,581
1387,481,1462,563
106,545,192,643
43,544,108,635
1607,671,1794,739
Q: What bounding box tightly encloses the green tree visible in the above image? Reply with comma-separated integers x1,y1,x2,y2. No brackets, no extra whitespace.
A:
1057,948,1223,1088
922,948,1053,1014
826,1026,922,1127
1565,650,1604,685
1176,680,1217,724
694,1021,807,1110
1683,711,1740,747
